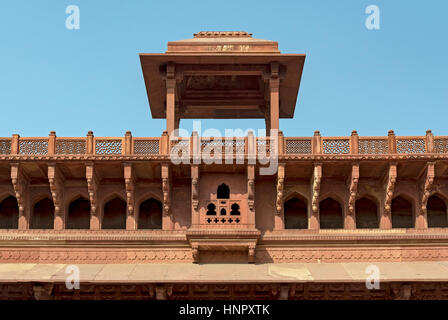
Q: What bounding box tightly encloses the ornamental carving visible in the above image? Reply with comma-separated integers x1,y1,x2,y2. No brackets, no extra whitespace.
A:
48,164,64,217
86,163,99,217
276,164,285,214
347,164,359,215
191,165,199,211
285,139,312,154
10,163,28,218
124,163,135,217
420,162,435,214
161,164,171,216
384,163,397,214
311,163,322,214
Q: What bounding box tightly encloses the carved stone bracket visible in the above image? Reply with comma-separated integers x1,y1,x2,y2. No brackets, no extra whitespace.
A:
191,165,199,211
247,165,255,212
192,244,199,263
347,163,359,215
161,164,171,216
384,163,397,214
276,164,285,215
248,244,256,263
10,163,28,220
33,284,54,300
311,163,322,214
124,163,135,216
391,284,413,300
48,163,64,217
420,162,435,214
272,284,290,300
86,162,99,217
155,284,173,300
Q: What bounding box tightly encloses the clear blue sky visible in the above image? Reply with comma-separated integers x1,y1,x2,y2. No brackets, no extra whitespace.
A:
0,0,446,137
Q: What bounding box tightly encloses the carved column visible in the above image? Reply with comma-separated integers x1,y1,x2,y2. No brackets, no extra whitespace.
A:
124,163,136,230
418,162,434,229
10,163,29,229
191,165,199,226
381,162,397,229
165,62,176,136
247,164,255,228
48,163,65,230
161,163,173,230
345,163,359,229
269,62,280,132
86,162,99,230
310,162,322,230
274,163,285,230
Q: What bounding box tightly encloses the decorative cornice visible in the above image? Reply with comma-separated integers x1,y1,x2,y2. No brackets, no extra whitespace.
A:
2,154,448,162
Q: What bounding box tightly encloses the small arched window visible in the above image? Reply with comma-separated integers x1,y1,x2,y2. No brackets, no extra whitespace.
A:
217,183,230,199
230,203,240,215
206,203,216,215
67,197,90,229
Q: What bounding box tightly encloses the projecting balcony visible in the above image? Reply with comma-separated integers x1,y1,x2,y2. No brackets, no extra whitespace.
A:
201,199,244,228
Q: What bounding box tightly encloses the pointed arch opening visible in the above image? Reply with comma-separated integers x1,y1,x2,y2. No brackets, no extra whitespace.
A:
391,196,414,228
0,196,18,229
217,183,230,199
319,197,343,229
230,203,240,216
138,198,162,229
284,196,308,229
355,197,379,229
206,203,216,215
427,195,448,228
102,197,126,229
31,198,54,229
67,197,90,229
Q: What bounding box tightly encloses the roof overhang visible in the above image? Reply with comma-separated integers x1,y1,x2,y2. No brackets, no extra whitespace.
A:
139,53,306,119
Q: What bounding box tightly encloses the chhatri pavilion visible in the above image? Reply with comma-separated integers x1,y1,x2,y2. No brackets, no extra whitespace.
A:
0,32,447,300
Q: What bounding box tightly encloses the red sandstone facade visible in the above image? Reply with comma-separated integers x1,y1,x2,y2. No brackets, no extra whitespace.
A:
0,32,447,300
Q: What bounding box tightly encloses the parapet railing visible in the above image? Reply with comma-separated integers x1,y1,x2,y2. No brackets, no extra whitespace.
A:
0,130,446,156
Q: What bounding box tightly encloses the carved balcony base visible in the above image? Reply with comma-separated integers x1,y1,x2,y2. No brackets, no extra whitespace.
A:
186,228,260,264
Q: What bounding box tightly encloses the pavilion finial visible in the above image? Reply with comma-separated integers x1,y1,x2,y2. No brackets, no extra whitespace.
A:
193,31,253,38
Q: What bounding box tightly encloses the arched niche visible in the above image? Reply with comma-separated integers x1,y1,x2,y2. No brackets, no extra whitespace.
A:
284,196,308,229
138,198,162,229
319,197,343,229
67,197,91,229
102,197,126,229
